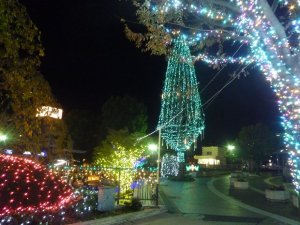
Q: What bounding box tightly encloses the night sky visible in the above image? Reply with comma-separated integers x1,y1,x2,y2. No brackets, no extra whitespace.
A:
20,0,282,145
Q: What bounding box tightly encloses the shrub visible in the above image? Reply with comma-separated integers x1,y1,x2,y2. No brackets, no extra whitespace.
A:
124,198,142,211
0,155,76,217
131,198,142,211
0,155,77,224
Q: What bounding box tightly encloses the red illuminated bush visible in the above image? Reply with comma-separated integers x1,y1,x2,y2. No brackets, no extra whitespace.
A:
0,154,75,217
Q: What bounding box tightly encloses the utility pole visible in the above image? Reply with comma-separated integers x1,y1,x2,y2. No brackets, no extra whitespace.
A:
156,128,161,206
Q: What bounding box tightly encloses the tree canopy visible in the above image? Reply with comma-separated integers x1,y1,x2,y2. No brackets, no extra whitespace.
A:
93,129,147,168
235,123,280,171
0,0,66,158
93,129,149,191
100,95,148,136
65,109,99,160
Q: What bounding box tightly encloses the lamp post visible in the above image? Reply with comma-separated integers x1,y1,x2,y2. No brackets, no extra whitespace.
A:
0,134,7,152
226,144,235,171
156,128,161,206
147,129,161,206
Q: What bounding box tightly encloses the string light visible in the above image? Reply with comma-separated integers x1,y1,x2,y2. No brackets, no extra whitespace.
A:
93,138,157,193
161,154,179,177
0,154,76,220
137,0,300,192
157,35,205,162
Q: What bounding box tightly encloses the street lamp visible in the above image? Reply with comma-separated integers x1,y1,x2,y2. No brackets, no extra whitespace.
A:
0,134,7,152
0,134,7,142
226,144,236,171
148,143,158,152
227,144,235,151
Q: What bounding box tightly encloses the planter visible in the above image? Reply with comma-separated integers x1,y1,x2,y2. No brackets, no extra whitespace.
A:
292,195,299,208
233,181,249,189
98,186,116,211
230,177,238,186
265,189,290,202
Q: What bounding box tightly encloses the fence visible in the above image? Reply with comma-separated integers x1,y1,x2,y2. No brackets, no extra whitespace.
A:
49,165,158,207
132,179,157,206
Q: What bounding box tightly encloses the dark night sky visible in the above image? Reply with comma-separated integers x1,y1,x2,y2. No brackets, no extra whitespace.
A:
20,0,282,145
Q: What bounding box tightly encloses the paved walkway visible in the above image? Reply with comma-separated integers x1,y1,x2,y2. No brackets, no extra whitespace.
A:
210,176,300,225
69,206,168,225
69,175,300,225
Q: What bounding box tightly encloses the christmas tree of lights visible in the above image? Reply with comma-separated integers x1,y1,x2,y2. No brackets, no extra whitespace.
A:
129,0,300,193
157,35,205,162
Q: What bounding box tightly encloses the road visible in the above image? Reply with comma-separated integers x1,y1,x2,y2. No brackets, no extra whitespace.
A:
129,176,297,225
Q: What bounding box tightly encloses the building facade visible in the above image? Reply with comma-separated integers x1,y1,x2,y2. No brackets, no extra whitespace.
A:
194,146,226,166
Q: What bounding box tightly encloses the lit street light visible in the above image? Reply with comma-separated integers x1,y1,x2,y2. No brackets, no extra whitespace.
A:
148,143,158,152
0,133,7,152
227,144,235,151
0,134,7,142
226,144,237,170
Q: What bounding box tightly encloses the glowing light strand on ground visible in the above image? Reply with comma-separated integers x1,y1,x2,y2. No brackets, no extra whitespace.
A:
157,35,205,162
145,0,300,191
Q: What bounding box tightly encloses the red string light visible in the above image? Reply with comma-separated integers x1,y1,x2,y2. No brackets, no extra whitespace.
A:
0,154,76,217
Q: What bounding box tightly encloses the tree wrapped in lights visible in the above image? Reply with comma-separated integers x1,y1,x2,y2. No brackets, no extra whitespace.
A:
0,0,65,157
0,154,76,223
126,0,300,192
161,154,179,177
93,129,147,193
157,35,205,162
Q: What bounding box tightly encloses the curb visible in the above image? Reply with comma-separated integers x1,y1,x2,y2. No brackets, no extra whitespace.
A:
68,205,167,225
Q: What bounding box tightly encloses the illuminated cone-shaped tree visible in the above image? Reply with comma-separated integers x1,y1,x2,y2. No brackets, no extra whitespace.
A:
157,35,205,164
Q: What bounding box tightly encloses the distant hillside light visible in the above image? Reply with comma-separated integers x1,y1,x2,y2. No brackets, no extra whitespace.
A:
157,35,205,162
36,106,63,119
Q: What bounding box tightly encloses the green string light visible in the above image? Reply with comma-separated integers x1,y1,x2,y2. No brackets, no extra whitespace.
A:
157,35,205,162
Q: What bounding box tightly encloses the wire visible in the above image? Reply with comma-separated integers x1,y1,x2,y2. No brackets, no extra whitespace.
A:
200,43,245,94
136,108,184,142
137,44,247,141
203,63,252,110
